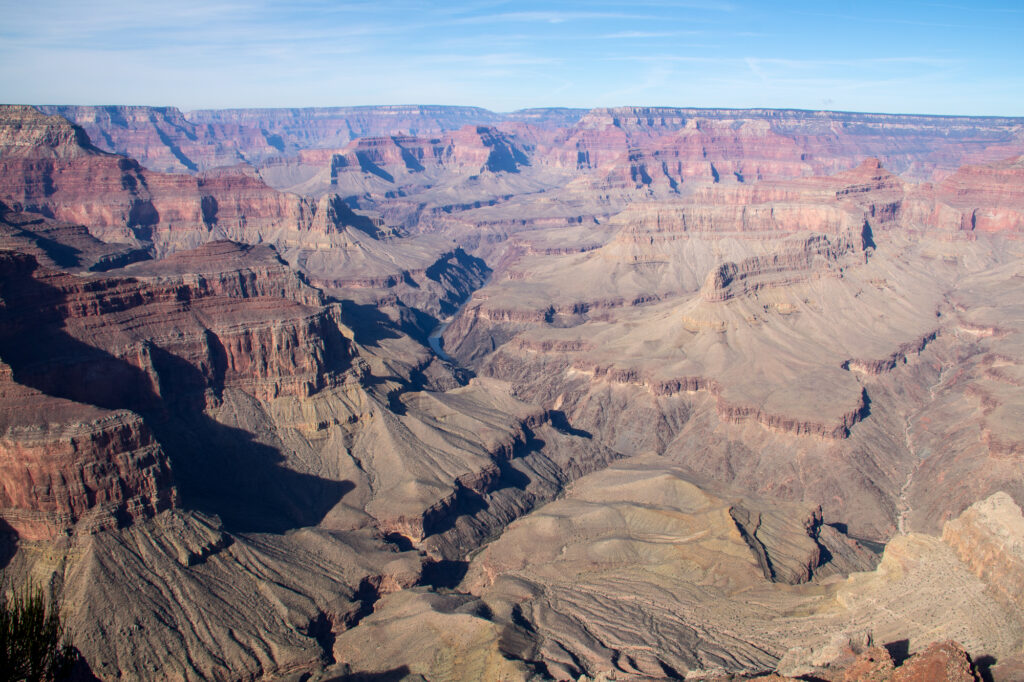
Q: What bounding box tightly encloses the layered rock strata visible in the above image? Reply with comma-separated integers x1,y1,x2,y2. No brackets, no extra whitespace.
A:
2,101,1024,680
41,104,586,173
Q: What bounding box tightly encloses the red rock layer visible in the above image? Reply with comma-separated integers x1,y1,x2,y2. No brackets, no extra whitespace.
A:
41,105,585,172
329,125,530,181
0,250,179,540
806,640,980,682
0,201,149,271
0,380,175,541
553,118,815,189
38,105,277,173
559,107,1024,181
0,106,371,252
41,105,1024,199
610,156,1024,241
931,156,1024,232
0,240,353,538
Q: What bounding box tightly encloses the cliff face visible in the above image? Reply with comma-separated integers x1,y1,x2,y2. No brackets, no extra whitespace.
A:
0,238,351,539
0,249,177,540
37,105,272,173
699,233,857,302
553,118,816,190
0,388,175,541
38,105,1024,211
0,107,406,251
329,125,531,181
0,243,350,411
0,199,149,271
242,110,1020,218
0,106,152,231
942,491,1024,612
40,105,586,173
0,106,497,324
566,106,1024,180
931,156,1024,232
0,105,313,249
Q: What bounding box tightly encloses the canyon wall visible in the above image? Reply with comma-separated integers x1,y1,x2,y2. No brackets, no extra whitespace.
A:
1,103,1023,680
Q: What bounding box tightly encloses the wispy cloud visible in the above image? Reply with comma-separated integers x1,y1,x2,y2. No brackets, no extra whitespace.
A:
606,55,735,63
599,30,703,38
452,10,655,24
745,56,958,69
786,9,964,29
915,2,1023,13
415,52,563,66
584,0,735,11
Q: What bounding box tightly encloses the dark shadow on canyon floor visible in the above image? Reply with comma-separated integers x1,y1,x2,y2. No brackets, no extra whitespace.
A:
419,559,469,590
330,666,411,682
548,409,592,438
338,300,404,348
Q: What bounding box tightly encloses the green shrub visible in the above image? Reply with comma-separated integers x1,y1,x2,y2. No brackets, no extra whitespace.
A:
0,582,76,682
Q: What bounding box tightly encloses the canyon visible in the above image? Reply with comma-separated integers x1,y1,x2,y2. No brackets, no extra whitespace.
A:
1,102,1023,680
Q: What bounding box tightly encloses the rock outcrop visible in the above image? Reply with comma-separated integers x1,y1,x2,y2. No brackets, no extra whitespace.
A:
0,369,175,541
774,639,981,681
942,491,1024,612
700,233,856,302
37,105,271,173
930,155,1024,232
0,105,308,249
0,106,403,248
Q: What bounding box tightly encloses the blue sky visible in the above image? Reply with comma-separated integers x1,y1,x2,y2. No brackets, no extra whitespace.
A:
1,0,1021,115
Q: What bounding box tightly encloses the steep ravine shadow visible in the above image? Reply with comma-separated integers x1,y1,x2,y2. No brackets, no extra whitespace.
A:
418,559,469,590
0,261,352,534
328,666,411,682
418,431,544,543
861,219,877,250
423,248,491,318
398,144,425,173
4,225,82,269
338,300,404,348
0,518,18,569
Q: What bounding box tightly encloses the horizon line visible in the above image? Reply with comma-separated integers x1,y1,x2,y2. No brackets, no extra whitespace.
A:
16,102,1024,120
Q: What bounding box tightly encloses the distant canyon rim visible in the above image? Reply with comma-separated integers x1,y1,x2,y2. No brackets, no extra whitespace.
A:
0,102,1023,680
